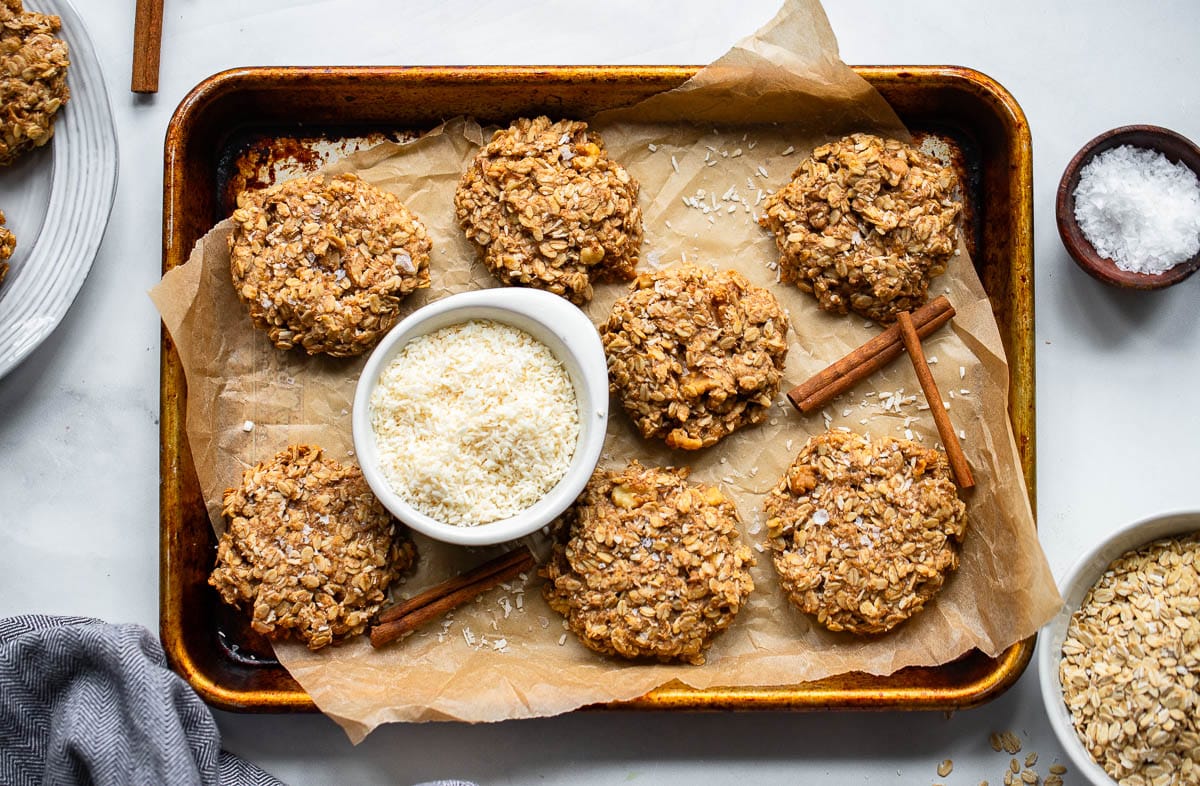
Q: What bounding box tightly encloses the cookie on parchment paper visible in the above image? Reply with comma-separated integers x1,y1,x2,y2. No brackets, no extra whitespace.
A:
209,444,417,650
760,133,960,323
455,116,642,304
600,265,789,450
542,461,754,665
229,173,431,357
763,430,966,635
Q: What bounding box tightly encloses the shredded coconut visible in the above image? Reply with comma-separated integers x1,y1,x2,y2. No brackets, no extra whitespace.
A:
370,319,579,526
1073,144,1200,274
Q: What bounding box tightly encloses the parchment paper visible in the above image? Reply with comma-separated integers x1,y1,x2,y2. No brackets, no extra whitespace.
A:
150,0,1061,742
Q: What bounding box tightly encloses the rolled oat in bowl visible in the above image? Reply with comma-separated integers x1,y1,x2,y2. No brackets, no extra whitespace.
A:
1059,533,1200,785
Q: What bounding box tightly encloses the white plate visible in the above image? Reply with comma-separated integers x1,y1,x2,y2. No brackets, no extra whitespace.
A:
0,0,118,379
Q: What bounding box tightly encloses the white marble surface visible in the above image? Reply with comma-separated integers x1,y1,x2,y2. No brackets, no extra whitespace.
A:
2,0,1199,783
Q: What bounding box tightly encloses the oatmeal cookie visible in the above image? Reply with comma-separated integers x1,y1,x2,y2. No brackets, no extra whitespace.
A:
601,266,789,450
760,133,961,323
0,210,13,286
454,116,642,304
542,461,754,664
229,173,431,357
209,444,417,650
0,0,69,167
763,430,966,635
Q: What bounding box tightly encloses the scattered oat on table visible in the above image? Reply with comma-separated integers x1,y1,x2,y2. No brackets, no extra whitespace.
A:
209,444,417,650
0,0,69,167
541,461,755,665
1059,532,1200,785
0,209,13,286
600,265,789,450
455,116,642,304
759,133,960,323
763,429,967,634
229,173,431,356
937,759,954,777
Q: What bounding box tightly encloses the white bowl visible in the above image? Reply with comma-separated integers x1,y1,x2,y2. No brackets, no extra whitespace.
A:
1038,511,1200,786
352,287,609,547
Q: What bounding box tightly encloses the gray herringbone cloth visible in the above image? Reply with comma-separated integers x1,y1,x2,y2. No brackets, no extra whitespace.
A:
0,615,284,786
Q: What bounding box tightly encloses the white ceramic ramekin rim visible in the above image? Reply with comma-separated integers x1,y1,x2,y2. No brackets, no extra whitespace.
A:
352,287,609,547
1038,510,1200,786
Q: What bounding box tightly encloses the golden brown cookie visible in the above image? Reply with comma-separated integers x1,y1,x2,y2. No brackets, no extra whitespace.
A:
454,116,642,304
542,461,754,665
0,0,69,167
229,173,431,356
763,430,966,635
209,444,417,650
600,266,789,450
760,133,961,323
0,210,13,286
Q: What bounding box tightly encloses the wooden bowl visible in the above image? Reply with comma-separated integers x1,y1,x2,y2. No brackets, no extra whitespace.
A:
1056,124,1200,289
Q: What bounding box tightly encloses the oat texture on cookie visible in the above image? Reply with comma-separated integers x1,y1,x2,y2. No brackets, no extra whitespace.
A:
760,133,960,323
454,116,643,304
229,173,431,357
601,265,789,450
0,0,69,167
0,210,13,286
209,444,417,650
541,461,755,665
763,430,966,634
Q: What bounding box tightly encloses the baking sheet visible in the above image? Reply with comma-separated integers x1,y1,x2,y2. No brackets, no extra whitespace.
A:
154,0,1056,739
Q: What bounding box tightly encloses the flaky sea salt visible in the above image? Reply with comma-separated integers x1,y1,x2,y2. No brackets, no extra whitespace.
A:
1072,144,1200,274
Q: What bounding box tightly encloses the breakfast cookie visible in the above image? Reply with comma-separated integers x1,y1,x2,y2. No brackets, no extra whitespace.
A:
763,430,966,635
0,210,13,286
541,461,754,665
209,444,417,650
0,0,70,167
760,133,961,323
229,173,431,357
454,116,642,304
600,266,789,450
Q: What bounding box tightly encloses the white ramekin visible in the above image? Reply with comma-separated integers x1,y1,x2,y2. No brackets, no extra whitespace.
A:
352,287,609,547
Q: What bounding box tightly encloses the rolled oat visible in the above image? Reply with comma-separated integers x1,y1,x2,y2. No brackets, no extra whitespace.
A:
1059,533,1200,784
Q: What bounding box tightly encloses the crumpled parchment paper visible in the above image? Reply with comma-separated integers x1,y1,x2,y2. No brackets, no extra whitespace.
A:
150,0,1061,742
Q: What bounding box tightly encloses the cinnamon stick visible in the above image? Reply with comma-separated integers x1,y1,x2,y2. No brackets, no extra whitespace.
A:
131,0,164,93
896,310,975,489
788,296,955,413
370,548,536,649
377,547,532,625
